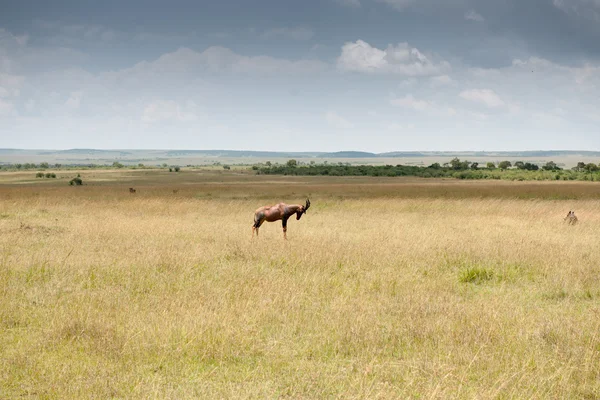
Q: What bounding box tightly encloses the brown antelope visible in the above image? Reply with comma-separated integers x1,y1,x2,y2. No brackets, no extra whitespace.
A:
129,188,136,194
252,199,310,239
564,210,578,225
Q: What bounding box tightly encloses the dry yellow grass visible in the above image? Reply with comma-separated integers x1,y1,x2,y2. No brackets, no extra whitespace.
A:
1,171,600,398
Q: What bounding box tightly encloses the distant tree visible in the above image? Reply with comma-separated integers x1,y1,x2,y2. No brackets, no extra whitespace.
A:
584,163,599,172
174,166,181,172
470,162,479,170
449,158,470,170
39,162,49,169
266,161,272,167
286,159,298,168
36,172,44,178
138,163,144,168
428,162,441,169
15,163,22,169
514,161,525,170
54,163,62,168
498,161,511,170
542,161,560,171
576,162,586,172
523,162,539,171
223,165,231,170
112,161,124,168
162,163,168,168
169,167,173,172
486,162,496,169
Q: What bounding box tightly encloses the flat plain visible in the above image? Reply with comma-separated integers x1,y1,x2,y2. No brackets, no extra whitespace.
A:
1,169,600,398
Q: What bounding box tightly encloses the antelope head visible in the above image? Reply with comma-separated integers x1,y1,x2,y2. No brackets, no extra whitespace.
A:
296,198,311,220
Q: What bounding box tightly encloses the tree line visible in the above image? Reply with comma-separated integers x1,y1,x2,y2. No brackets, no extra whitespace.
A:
253,158,600,181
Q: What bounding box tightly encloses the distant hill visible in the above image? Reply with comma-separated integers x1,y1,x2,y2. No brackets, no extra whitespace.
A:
164,150,323,158
37,149,132,156
319,151,377,158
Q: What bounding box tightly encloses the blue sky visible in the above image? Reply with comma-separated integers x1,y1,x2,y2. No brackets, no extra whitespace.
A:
1,0,599,151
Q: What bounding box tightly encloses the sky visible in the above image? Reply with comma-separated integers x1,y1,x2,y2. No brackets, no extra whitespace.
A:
1,0,600,152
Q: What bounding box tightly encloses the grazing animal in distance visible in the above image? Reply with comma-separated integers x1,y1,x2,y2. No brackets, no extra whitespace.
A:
252,199,310,240
129,188,136,194
564,210,578,225
173,189,179,194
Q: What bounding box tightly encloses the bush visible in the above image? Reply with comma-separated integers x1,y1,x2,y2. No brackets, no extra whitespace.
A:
36,172,44,178
459,266,494,284
69,177,83,186
223,165,231,170
45,173,56,178
174,166,180,172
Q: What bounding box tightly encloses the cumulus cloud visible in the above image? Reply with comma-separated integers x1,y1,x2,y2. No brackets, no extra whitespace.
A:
459,89,505,108
337,40,449,76
390,94,457,117
106,46,327,82
465,10,485,22
430,74,457,86
141,100,200,124
325,111,354,129
65,91,83,110
390,94,432,111
0,98,16,116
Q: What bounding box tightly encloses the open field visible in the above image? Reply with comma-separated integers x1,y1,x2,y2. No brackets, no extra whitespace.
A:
1,170,600,398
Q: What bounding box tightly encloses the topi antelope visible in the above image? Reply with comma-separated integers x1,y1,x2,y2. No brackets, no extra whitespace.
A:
252,199,310,240
129,188,136,194
564,210,578,225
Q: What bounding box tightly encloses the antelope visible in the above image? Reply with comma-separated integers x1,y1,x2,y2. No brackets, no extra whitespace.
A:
252,199,310,240
129,188,136,194
564,210,578,225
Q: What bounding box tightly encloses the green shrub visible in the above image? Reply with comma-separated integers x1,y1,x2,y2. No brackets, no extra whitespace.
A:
69,177,83,186
459,266,494,284
36,172,44,178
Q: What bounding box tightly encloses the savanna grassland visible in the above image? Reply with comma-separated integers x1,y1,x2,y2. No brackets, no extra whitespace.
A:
1,169,600,399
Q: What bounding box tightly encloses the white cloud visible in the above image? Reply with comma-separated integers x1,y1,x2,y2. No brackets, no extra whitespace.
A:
334,0,361,7
0,98,15,116
337,40,449,76
261,27,314,41
0,73,24,96
390,94,432,111
385,122,414,131
390,94,458,117
65,91,83,110
141,100,200,124
25,99,35,112
465,10,485,22
430,74,456,86
106,47,327,81
459,89,505,108
325,111,354,129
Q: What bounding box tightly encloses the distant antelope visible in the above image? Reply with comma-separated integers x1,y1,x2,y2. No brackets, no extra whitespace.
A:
129,188,136,194
252,199,310,240
564,210,578,225
173,189,179,194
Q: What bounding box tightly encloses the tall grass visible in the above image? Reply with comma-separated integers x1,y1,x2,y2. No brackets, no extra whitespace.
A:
1,173,600,398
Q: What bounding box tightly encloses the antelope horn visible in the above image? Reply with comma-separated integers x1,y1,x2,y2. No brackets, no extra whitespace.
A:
305,198,311,212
